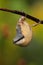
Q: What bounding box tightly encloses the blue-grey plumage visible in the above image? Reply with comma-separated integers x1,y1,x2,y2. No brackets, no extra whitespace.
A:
13,16,32,46
13,24,24,44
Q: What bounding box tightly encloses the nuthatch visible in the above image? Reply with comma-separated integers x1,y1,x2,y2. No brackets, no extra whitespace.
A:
13,16,32,47
0,8,42,47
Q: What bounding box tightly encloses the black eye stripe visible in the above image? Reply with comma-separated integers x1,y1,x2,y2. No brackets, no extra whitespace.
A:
13,36,24,43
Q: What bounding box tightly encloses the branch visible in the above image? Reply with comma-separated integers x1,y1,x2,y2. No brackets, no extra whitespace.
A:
0,8,43,24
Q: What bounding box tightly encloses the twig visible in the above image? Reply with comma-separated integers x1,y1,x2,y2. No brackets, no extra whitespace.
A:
0,8,43,24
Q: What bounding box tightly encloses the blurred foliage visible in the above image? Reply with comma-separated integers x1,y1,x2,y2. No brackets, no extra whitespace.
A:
0,0,43,65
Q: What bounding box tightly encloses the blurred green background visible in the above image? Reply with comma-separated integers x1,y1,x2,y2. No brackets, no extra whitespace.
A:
0,0,43,65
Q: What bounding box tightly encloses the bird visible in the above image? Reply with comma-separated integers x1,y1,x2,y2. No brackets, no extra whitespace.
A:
13,16,32,47
0,8,42,47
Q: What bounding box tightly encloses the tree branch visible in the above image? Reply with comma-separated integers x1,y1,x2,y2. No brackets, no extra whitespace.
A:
0,8,43,24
